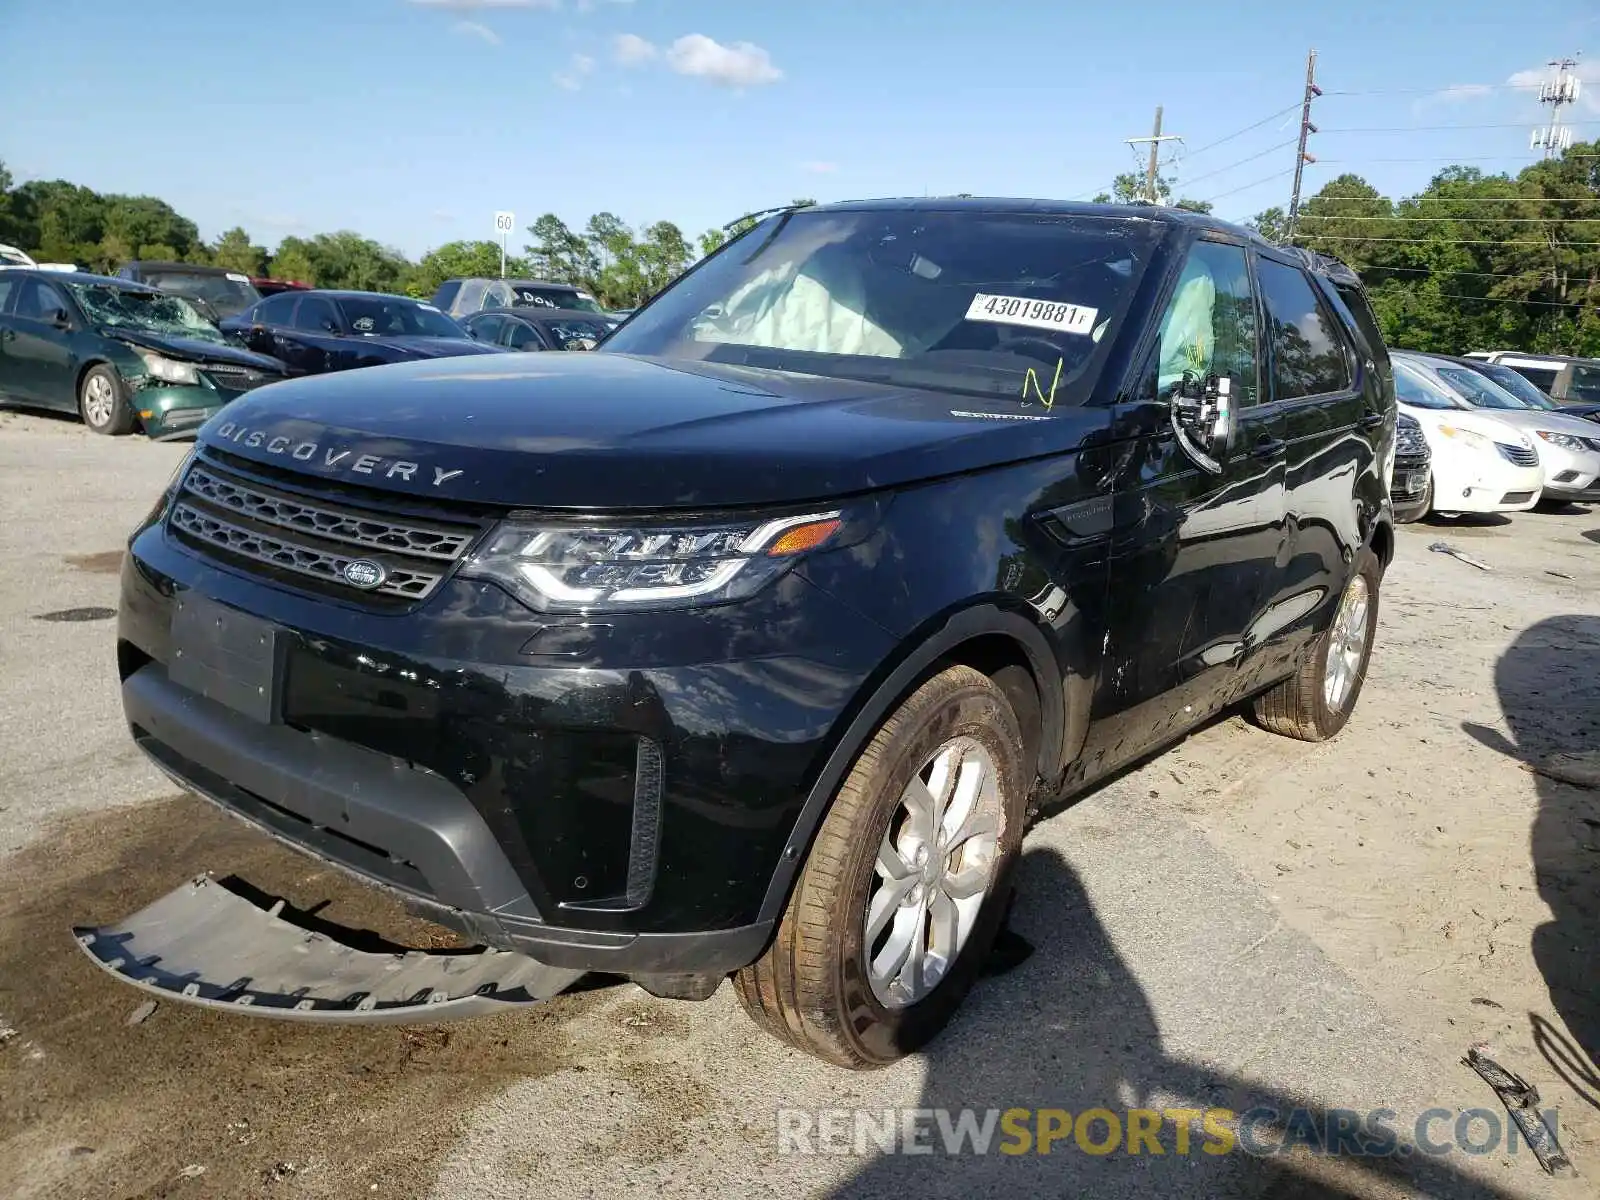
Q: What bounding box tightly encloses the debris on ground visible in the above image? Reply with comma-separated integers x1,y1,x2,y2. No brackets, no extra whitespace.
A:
1545,569,1573,579
1428,541,1492,571
1463,1044,1576,1177
177,1164,206,1179
0,1016,16,1045
126,1000,158,1026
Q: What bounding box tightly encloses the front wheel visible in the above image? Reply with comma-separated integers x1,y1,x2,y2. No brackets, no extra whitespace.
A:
1252,551,1380,742
78,365,136,436
734,665,1028,1068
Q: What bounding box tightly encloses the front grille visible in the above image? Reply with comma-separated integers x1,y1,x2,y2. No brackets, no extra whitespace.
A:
169,457,483,603
1395,420,1429,458
1496,442,1540,468
201,364,280,394
1501,491,1536,505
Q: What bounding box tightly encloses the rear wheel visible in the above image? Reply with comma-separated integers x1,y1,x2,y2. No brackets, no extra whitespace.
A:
1252,551,1380,742
79,365,135,436
734,665,1028,1068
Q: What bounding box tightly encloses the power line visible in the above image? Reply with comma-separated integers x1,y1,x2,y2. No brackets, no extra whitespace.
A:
1298,234,1600,246
1177,102,1305,160
1315,153,1600,162
1357,264,1555,280
1319,121,1598,132
1389,195,1600,203
1203,169,1297,205
1301,213,1600,221
1178,139,1300,188
1424,291,1598,309
1319,83,1549,97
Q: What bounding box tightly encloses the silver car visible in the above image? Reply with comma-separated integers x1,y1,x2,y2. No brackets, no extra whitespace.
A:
1395,352,1600,500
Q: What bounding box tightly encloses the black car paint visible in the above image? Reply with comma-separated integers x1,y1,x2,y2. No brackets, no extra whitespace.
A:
117,202,1394,976
218,290,506,377
461,307,616,352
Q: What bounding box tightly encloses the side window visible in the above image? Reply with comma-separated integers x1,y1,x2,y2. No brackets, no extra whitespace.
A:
254,294,296,325
506,320,546,350
470,315,504,343
1150,241,1260,406
433,280,460,311
1331,279,1390,374
293,296,340,333
1256,260,1352,401
15,280,68,321
0,278,14,314
484,281,515,309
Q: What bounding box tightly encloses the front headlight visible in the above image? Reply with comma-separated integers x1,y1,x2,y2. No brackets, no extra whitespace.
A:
1535,430,1586,452
135,348,200,386
1436,424,1493,452
460,510,848,613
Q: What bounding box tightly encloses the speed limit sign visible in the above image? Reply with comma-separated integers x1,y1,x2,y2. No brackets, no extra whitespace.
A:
493,211,515,234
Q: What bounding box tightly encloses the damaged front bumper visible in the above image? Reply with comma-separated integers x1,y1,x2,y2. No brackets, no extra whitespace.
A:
74,874,586,1024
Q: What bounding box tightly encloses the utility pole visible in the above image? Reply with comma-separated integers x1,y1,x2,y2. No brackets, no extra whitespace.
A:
1285,49,1322,243
1531,55,1582,157
1125,107,1183,204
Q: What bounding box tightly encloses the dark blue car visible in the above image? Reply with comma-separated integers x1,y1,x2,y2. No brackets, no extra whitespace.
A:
219,289,507,377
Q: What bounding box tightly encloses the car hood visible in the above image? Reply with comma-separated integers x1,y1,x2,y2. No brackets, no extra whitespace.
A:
1400,404,1531,445
360,335,506,359
106,328,286,373
1466,406,1600,440
196,351,1108,509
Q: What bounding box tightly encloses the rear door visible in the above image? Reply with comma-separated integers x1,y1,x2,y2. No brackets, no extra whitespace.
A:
7,277,78,409
279,295,345,374
0,275,20,401
1086,236,1288,768
1250,254,1371,676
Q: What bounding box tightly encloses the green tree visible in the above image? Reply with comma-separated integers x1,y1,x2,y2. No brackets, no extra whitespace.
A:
268,239,317,285
210,227,267,276
412,239,522,297
524,214,597,288
1246,206,1287,244
1092,171,1211,213
698,227,727,257
637,220,692,299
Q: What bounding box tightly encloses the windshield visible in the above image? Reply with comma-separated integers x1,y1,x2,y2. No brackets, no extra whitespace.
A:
537,317,613,350
70,283,224,342
142,270,260,318
1477,363,1558,409
1434,365,1529,410
1394,362,1463,410
601,208,1160,404
1566,363,1600,403
510,284,606,315
340,296,465,339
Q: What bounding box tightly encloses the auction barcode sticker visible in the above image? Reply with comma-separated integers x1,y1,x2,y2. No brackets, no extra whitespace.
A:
965,293,1097,336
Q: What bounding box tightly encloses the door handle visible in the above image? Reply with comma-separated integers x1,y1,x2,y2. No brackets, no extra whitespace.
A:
1251,435,1286,459
1358,411,1383,430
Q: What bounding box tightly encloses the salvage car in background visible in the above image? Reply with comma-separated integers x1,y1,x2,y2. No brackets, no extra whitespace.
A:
0,269,285,437
1463,350,1600,406
116,262,262,322
461,307,617,351
219,289,506,376
432,276,608,319
1396,351,1600,505
1389,411,1433,523
1446,354,1600,426
1391,354,1542,518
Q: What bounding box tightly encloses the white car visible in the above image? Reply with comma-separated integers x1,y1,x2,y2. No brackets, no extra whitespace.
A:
1392,356,1543,517
0,243,36,269
1400,351,1600,503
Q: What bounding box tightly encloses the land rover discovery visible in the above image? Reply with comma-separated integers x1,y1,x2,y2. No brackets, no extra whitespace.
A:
93,199,1396,1068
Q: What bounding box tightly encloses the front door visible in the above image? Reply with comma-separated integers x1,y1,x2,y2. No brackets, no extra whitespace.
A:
1250,255,1371,677
7,278,78,409
1076,237,1288,777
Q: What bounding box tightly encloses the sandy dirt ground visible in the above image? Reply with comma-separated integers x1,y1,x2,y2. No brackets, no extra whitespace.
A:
0,411,1595,1199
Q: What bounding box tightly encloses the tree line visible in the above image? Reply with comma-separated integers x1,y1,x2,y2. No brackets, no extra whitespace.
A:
2,144,1596,353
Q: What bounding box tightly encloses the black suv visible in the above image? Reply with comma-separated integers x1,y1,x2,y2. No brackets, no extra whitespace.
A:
94,200,1396,1068
115,261,262,321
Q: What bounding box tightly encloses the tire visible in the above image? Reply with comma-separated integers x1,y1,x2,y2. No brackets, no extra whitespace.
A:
733,665,1029,1068
1252,550,1380,742
78,364,135,436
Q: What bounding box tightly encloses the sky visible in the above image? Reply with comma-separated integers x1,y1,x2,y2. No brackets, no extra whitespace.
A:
2,0,1598,259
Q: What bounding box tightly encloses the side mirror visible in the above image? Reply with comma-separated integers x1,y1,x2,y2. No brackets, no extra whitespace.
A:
246,325,275,353
1170,373,1236,475
49,307,72,330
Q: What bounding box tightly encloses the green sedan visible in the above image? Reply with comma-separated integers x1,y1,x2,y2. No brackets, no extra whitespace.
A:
0,269,287,439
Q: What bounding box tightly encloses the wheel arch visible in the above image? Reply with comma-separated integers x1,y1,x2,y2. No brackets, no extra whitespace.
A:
753,602,1074,927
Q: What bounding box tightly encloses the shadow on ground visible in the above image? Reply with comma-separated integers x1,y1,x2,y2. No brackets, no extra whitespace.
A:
1464,615,1600,1117
832,847,1538,1200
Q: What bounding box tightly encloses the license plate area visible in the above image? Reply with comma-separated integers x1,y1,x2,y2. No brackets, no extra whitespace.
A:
169,592,284,724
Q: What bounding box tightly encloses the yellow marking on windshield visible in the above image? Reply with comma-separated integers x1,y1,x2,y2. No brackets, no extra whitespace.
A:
1021,357,1064,411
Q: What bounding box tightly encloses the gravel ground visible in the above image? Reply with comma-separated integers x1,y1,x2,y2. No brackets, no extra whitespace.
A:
0,411,1595,1200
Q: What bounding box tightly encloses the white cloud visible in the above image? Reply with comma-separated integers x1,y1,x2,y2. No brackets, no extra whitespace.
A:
452,19,501,43
664,34,782,88
800,160,838,174
553,52,596,90
613,32,656,65
577,0,633,11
